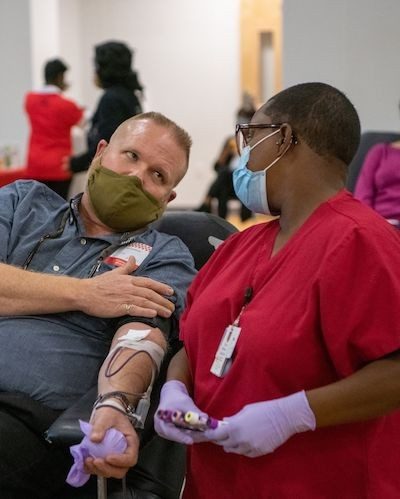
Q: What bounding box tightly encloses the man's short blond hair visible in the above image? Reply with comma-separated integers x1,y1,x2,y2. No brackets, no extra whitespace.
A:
132,111,192,164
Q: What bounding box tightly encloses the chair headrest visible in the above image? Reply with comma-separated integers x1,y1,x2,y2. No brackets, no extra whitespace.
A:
151,211,238,270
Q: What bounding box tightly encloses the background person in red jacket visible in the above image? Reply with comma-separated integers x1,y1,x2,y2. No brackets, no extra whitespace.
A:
24,58,84,198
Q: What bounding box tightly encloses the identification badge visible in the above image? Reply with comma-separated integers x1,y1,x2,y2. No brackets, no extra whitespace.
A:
210,325,241,377
104,242,152,270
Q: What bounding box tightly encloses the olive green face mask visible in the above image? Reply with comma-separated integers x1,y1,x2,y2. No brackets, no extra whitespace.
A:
87,165,165,232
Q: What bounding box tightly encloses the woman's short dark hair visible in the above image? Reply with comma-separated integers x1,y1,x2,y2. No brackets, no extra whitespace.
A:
261,82,361,165
94,41,142,91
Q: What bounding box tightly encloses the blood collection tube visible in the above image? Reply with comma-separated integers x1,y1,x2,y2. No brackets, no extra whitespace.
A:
157,408,221,431
171,410,185,426
184,411,219,430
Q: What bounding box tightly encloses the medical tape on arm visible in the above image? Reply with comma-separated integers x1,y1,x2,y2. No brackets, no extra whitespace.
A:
100,329,166,428
110,329,165,372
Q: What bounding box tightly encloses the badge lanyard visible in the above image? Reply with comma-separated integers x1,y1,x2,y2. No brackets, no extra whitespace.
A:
210,286,253,378
22,210,71,270
22,206,141,277
209,230,271,378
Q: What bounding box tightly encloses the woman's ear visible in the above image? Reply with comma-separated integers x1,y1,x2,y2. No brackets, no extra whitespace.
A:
276,137,285,146
277,124,295,151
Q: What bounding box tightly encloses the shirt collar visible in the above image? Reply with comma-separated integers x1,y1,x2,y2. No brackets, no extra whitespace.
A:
36,84,62,94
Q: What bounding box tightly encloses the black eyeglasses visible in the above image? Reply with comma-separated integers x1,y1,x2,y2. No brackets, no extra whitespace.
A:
235,123,283,154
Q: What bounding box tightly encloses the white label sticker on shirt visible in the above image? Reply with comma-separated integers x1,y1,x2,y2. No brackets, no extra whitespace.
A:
104,242,152,269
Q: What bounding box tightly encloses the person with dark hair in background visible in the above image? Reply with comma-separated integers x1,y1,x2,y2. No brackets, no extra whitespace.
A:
24,58,84,199
196,101,255,222
65,41,144,175
155,82,400,498
196,136,238,217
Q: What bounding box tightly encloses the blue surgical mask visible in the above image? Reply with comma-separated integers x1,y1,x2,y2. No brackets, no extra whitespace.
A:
233,129,282,215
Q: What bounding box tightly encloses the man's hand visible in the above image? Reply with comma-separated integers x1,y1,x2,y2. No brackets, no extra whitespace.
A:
79,258,175,318
84,406,139,479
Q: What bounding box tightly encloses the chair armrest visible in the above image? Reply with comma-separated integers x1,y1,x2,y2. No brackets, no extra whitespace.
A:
45,386,97,446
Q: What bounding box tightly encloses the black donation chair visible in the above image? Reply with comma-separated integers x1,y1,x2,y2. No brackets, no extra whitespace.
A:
46,211,238,499
346,130,400,192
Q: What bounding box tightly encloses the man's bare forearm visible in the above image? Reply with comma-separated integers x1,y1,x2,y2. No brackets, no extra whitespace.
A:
87,322,162,478
0,262,82,315
98,322,168,403
0,260,174,318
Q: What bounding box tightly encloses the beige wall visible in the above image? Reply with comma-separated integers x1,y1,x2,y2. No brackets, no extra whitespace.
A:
4,1,400,208
240,0,282,106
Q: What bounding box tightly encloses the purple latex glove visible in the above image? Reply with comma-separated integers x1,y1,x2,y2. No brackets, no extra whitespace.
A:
66,420,128,487
154,380,212,445
205,391,316,458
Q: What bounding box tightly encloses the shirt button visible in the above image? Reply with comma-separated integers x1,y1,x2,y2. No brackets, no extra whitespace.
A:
53,265,60,272
80,238,87,245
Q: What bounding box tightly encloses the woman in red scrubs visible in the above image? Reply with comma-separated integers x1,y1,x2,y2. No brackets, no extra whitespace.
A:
155,82,400,499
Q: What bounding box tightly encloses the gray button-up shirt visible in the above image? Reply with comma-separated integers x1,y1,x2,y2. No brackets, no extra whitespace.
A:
0,181,196,409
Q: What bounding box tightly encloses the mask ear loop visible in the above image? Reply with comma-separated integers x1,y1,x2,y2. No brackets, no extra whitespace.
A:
263,131,297,173
249,129,280,152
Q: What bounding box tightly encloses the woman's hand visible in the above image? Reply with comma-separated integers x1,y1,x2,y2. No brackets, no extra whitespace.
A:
154,380,212,445
207,391,315,458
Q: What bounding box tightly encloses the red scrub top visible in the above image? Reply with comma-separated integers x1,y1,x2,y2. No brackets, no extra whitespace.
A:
25,91,83,181
180,190,400,499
